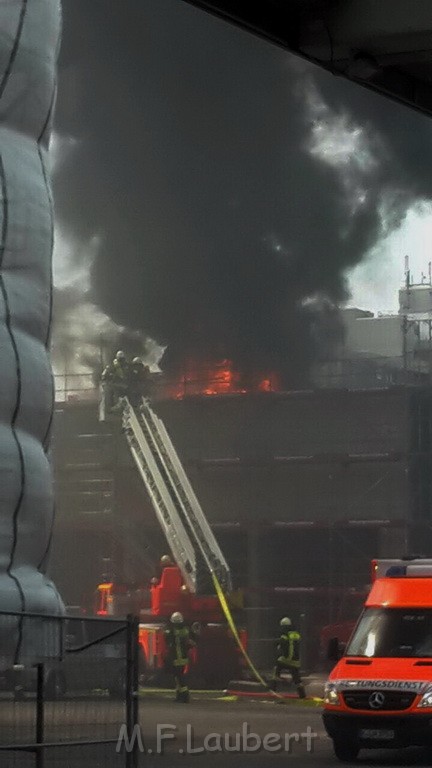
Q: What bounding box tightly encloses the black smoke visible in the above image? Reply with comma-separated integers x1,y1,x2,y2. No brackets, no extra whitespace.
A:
54,0,432,385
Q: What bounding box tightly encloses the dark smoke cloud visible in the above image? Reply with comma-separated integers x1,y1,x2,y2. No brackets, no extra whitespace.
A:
53,0,432,385
315,74,432,209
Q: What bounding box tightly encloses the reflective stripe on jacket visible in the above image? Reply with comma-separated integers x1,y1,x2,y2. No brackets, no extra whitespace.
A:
277,630,301,668
165,626,191,666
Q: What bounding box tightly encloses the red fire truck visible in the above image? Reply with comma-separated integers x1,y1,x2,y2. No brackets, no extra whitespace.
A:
95,397,247,687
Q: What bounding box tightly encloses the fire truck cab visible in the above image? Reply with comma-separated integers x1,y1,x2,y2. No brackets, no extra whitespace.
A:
323,558,432,761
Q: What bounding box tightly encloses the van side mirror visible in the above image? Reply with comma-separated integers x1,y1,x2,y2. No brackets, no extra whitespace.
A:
327,636,345,662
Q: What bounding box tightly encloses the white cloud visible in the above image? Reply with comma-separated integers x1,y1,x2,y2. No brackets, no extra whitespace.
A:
347,203,432,314
303,81,432,316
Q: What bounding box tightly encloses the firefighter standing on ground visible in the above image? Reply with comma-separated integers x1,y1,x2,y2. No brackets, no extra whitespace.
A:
164,611,195,703
273,617,306,698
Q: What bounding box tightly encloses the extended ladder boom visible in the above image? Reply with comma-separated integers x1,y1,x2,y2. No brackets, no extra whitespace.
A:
121,397,232,593
122,400,196,592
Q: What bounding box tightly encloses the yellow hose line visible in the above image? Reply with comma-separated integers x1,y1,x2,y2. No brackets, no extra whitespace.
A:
212,573,284,700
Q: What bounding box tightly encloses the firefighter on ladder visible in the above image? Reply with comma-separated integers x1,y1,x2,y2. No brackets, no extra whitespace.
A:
164,611,195,703
101,350,129,411
128,357,152,406
273,617,306,698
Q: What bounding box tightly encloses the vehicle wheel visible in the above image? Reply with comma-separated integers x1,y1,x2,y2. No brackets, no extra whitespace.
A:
45,671,66,701
333,739,359,762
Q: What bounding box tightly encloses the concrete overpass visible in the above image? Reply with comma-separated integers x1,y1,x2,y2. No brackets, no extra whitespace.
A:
183,0,432,118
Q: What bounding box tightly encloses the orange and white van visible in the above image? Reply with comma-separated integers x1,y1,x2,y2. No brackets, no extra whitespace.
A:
323,559,432,761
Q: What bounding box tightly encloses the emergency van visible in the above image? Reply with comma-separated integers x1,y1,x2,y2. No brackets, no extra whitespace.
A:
323,558,432,761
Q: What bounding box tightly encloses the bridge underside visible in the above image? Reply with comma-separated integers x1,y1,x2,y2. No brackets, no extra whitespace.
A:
184,0,432,118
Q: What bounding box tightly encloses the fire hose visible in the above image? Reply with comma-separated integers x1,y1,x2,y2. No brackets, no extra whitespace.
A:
212,573,285,700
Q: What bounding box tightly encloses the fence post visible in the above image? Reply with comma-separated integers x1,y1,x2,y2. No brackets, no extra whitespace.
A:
126,615,140,768
35,663,45,768
132,616,140,768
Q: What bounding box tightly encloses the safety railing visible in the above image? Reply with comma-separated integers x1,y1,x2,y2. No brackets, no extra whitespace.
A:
54,374,98,403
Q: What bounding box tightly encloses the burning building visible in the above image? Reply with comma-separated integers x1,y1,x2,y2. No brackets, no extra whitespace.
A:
48,377,432,666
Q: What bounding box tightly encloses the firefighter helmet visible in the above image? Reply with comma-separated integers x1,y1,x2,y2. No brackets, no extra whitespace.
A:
132,356,143,365
170,611,184,624
160,554,172,567
115,350,126,360
280,617,292,627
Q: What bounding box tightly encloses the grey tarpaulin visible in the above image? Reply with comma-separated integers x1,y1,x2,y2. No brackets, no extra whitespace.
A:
0,0,64,668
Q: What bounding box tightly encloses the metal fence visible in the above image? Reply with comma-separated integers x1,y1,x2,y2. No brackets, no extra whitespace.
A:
0,611,140,768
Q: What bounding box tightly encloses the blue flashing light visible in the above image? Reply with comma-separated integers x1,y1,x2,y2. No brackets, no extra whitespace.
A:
385,565,407,578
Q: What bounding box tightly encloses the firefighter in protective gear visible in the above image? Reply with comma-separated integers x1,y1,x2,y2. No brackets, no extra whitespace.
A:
128,356,152,405
112,351,129,387
105,351,128,376
153,554,175,584
101,350,129,383
164,612,195,702
273,617,306,698
101,350,130,411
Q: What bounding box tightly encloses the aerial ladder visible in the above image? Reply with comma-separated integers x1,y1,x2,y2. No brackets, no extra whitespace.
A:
120,396,232,595
96,394,246,684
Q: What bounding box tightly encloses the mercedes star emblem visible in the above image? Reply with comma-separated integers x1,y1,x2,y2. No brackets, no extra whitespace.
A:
368,691,386,709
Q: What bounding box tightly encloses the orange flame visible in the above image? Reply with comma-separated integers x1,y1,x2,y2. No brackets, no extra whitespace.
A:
162,360,281,399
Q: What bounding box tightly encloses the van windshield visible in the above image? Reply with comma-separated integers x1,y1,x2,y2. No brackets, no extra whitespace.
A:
346,608,432,658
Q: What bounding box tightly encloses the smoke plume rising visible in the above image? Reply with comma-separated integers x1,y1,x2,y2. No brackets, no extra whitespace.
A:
53,0,432,386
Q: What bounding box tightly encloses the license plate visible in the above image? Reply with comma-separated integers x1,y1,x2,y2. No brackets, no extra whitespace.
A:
359,729,395,741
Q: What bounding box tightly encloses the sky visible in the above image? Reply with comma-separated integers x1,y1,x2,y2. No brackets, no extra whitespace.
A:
348,205,432,314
